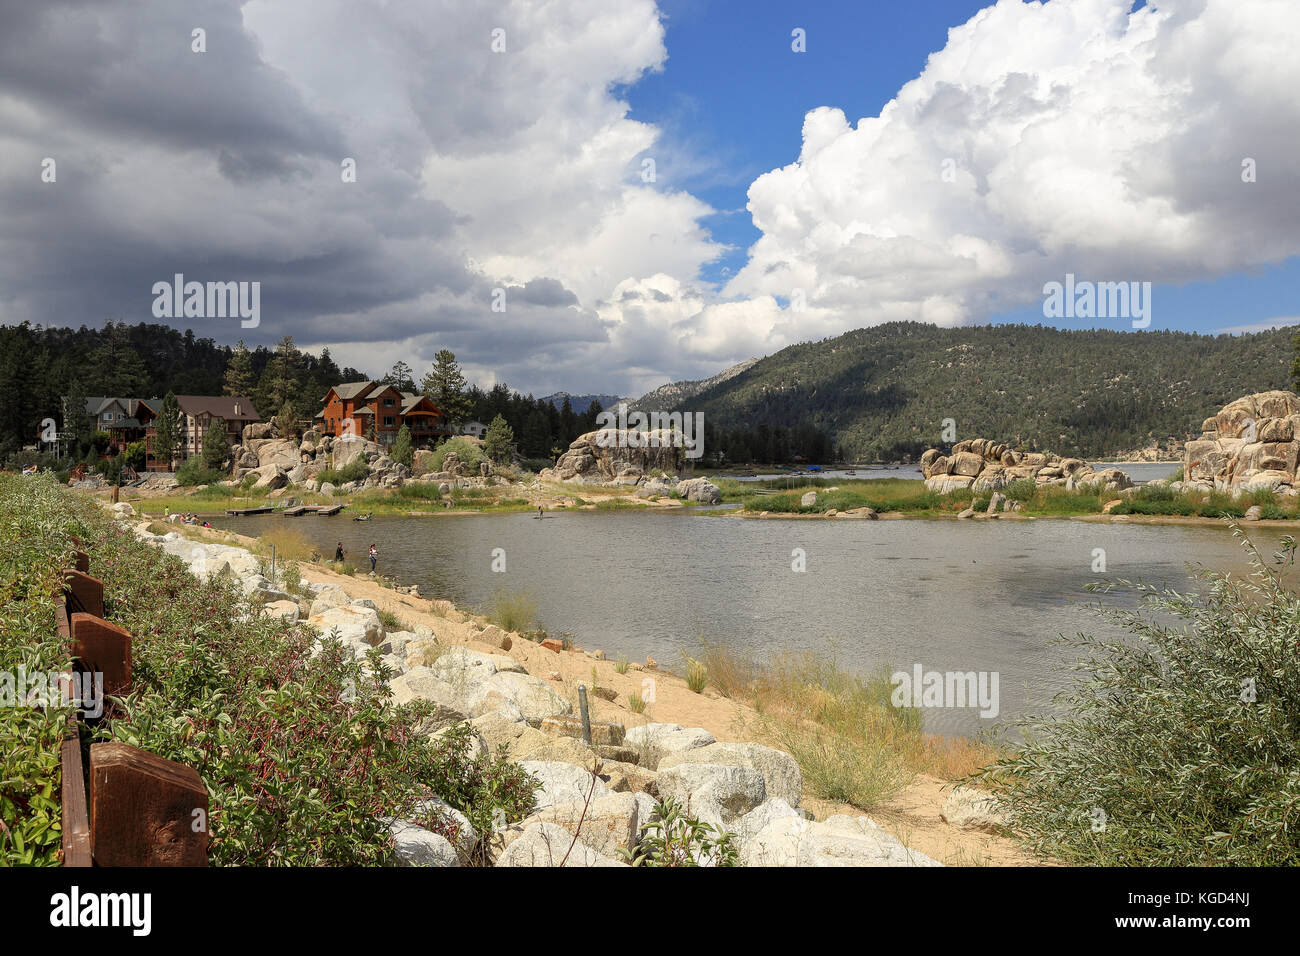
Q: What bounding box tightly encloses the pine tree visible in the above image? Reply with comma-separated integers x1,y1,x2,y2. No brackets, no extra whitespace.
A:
62,378,91,459
201,419,229,471
483,414,514,463
421,349,469,424
257,336,301,419
224,340,255,397
391,424,413,467
385,360,415,393
154,392,183,470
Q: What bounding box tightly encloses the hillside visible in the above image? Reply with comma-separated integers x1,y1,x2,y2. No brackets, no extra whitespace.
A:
630,357,760,412
645,323,1297,461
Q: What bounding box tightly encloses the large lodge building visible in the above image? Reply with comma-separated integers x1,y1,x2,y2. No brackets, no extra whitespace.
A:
317,381,451,449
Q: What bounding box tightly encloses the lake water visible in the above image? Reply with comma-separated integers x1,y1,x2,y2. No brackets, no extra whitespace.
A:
213,507,1282,740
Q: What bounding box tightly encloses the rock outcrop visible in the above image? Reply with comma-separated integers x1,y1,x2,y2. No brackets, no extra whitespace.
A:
920,439,1131,495
541,430,681,485
1182,390,1300,496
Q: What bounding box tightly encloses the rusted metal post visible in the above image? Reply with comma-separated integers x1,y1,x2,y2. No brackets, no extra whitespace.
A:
577,685,592,746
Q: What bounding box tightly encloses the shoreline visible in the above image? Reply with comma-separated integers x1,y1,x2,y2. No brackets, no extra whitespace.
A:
138,513,1042,866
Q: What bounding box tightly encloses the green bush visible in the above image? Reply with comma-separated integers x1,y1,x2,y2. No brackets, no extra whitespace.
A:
976,526,1300,865
431,437,485,473
316,456,371,487
622,797,738,866
0,476,538,865
174,457,227,487
0,476,88,865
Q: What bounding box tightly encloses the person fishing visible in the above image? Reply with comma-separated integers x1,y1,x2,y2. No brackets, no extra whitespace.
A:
537,505,544,519
334,542,344,562
368,543,378,573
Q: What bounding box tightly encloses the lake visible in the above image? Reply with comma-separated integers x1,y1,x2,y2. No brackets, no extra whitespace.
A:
213,507,1283,739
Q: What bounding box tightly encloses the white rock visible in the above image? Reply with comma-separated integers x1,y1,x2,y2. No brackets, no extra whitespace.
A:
387,819,460,867
658,741,802,807
495,821,626,867
741,815,942,867
414,796,479,864
513,792,639,860
261,599,300,622
624,724,717,768
941,786,1008,831
655,763,766,823
518,760,609,810
307,604,384,653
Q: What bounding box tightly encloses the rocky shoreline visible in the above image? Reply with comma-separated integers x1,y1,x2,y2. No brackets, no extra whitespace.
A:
109,502,1024,867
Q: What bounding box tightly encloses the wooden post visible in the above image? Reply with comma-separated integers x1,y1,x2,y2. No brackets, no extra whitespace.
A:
89,743,209,866
60,720,92,868
69,612,132,697
70,550,90,574
62,569,104,618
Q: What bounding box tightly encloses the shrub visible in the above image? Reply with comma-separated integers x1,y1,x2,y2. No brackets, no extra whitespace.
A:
975,526,1300,865
621,797,739,866
628,692,646,714
175,457,227,487
431,437,484,473
316,456,371,487
3,478,539,865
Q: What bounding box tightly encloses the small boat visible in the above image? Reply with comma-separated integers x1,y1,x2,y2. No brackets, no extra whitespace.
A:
352,512,373,522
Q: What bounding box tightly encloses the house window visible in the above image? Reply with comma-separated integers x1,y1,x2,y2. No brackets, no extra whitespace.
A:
383,398,395,408
383,416,396,428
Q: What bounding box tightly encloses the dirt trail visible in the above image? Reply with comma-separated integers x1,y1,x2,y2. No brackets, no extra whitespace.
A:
164,518,1045,866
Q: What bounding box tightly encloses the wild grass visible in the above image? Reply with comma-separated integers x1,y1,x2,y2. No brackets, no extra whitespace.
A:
253,525,316,562
975,526,1300,865
485,588,539,634
628,692,647,714
694,640,999,811
684,657,708,694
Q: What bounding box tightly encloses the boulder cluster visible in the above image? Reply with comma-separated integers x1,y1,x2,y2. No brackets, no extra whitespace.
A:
226,422,497,497
540,429,721,503
123,508,941,868
920,439,1132,495
1182,390,1300,496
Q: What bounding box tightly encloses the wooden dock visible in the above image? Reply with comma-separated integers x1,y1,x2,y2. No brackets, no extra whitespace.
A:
225,506,273,516
315,503,344,516
282,505,310,516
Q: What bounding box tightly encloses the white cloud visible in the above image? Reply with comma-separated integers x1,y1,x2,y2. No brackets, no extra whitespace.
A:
715,0,1300,353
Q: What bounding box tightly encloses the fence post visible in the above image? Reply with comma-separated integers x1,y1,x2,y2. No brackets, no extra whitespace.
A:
69,612,132,698
89,742,209,866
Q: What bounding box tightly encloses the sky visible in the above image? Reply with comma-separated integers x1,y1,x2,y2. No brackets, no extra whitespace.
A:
1,0,1297,397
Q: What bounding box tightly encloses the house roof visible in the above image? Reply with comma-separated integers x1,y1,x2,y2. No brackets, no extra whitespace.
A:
173,396,260,421
330,381,378,402
398,392,443,416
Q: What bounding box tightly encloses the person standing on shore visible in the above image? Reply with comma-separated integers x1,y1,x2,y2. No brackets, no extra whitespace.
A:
368,543,377,573
334,542,344,562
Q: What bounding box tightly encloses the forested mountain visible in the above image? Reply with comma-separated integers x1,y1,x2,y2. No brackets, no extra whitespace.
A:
631,357,759,412
652,323,1298,461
